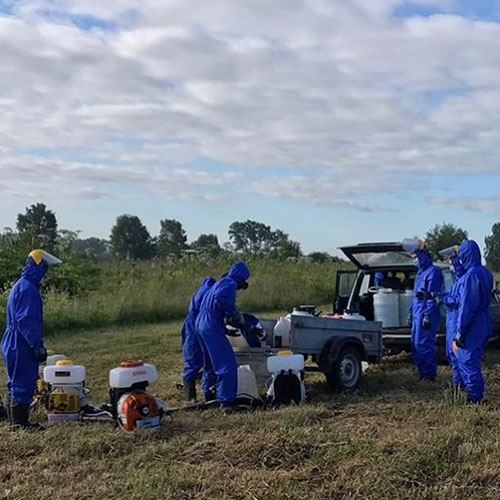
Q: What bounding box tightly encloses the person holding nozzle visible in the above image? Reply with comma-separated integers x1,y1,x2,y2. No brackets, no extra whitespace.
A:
181,276,217,403
1,249,61,430
417,246,465,390
406,240,443,381
451,240,493,403
195,262,251,408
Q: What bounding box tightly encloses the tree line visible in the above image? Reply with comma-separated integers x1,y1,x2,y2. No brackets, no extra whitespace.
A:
2,204,500,272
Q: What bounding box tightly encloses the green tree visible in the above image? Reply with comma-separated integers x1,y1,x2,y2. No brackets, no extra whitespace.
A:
16,203,58,248
191,233,221,258
485,223,500,272
110,215,154,260
308,251,333,264
228,220,301,259
157,219,187,258
425,223,468,260
72,237,110,259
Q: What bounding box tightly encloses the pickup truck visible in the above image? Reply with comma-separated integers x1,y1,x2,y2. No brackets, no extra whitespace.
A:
333,242,500,358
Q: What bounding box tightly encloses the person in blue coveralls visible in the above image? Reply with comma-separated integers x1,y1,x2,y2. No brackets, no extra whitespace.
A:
195,262,250,407
181,276,217,403
2,249,61,429
452,240,493,402
409,242,443,380
420,248,466,389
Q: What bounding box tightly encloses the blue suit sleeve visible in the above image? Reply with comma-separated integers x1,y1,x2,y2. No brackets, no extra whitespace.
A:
15,287,43,349
441,291,460,309
424,267,443,317
457,273,481,335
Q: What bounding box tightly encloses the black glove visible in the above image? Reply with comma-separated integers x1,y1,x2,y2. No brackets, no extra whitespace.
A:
454,332,465,348
416,289,432,301
34,346,48,363
422,316,431,329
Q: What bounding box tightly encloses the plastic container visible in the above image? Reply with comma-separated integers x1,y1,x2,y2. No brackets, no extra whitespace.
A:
39,354,67,377
109,361,158,389
237,365,259,399
44,364,86,385
402,237,422,253
274,316,292,347
399,290,413,326
373,289,400,328
267,354,305,374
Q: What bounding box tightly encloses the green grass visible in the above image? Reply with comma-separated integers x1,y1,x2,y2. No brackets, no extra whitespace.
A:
3,317,500,499
1,259,349,335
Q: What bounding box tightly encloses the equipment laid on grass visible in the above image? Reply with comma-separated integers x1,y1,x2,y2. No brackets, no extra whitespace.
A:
34,354,68,408
109,360,164,431
266,354,306,405
43,359,86,423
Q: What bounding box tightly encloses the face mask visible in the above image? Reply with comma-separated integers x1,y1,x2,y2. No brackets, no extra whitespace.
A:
237,281,249,290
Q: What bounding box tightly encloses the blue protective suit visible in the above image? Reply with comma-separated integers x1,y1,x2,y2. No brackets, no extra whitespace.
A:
181,277,216,397
1,259,47,405
374,272,385,288
411,249,443,379
195,262,250,403
455,240,493,402
439,256,466,388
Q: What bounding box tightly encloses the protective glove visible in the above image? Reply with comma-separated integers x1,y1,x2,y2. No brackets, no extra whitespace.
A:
416,290,432,301
422,316,431,329
454,332,465,349
34,346,48,363
407,314,413,327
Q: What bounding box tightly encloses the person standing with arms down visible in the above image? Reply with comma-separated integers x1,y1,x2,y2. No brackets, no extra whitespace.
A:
195,261,250,408
453,240,493,403
181,276,216,403
2,250,61,430
409,242,443,381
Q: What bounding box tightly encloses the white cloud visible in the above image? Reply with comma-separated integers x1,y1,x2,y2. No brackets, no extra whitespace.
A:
429,196,500,215
1,0,500,209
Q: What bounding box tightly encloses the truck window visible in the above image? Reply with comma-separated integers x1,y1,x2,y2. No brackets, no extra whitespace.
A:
359,274,371,295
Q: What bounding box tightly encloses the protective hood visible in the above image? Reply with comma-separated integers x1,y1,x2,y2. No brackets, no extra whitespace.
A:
416,248,433,271
202,277,216,287
459,240,482,270
21,257,48,286
227,261,250,285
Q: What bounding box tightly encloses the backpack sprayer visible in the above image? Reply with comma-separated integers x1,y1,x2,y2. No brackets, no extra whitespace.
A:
266,354,306,405
109,360,168,431
43,359,88,423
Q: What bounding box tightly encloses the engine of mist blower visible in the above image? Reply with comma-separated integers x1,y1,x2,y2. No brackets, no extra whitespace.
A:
109,361,162,431
43,359,87,423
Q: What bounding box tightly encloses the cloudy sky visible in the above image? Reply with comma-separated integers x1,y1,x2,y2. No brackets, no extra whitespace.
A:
1,0,500,253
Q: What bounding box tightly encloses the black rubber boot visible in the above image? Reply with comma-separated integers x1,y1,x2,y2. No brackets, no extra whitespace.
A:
10,403,44,431
183,379,197,403
204,389,216,403
0,399,7,421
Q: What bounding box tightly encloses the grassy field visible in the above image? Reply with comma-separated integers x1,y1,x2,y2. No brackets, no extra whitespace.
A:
1,259,349,335
2,317,500,499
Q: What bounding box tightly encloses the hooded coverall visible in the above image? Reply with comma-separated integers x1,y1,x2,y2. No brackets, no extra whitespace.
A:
195,262,250,403
181,277,216,398
455,240,493,402
411,249,443,380
2,258,48,405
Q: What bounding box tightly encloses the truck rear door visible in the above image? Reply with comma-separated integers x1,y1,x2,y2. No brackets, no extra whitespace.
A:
333,270,358,314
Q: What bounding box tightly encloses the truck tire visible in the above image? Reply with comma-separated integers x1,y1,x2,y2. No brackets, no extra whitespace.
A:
324,346,362,392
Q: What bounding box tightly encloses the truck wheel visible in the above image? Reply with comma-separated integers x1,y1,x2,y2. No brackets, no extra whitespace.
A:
325,346,362,392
